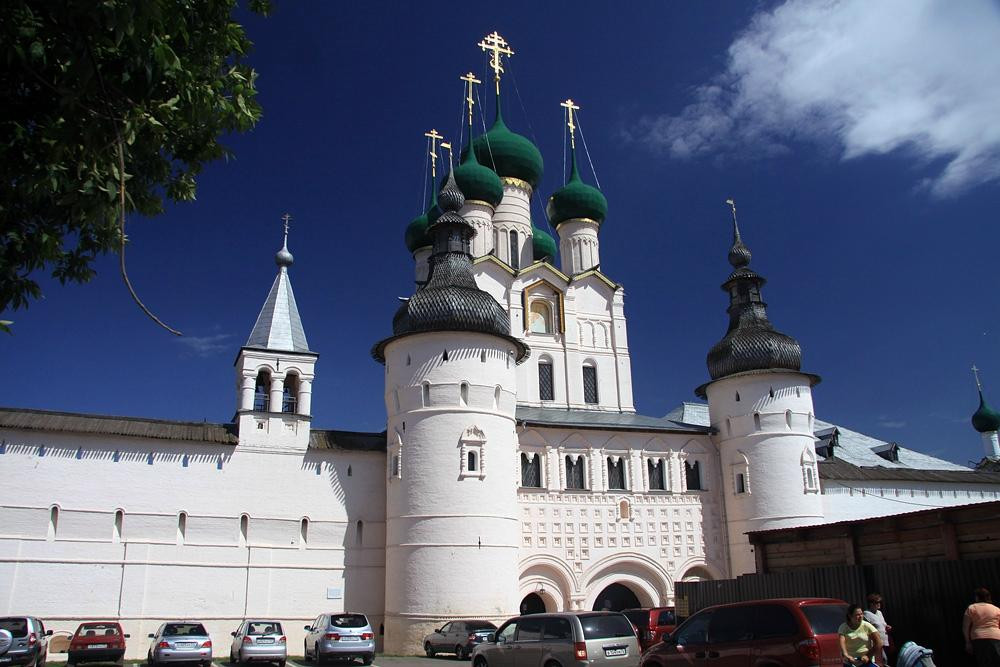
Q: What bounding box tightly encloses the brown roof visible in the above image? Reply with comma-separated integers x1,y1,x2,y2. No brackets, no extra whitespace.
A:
818,456,1000,484
0,407,386,451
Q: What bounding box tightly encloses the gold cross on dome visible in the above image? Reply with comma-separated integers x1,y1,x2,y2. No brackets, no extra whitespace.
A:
460,72,481,127
974,364,983,390
561,98,580,149
424,128,444,179
441,142,453,168
478,31,513,94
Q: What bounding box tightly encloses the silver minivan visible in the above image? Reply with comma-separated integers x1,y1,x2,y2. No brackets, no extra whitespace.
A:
303,614,374,666
472,612,639,667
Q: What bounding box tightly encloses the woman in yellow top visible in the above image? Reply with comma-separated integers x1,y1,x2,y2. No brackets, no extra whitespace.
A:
839,603,884,666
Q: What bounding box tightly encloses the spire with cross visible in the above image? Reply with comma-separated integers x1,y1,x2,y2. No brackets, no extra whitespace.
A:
424,129,444,181
478,31,513,95
974,364,984,391
561,98,580,149
460,72,481,129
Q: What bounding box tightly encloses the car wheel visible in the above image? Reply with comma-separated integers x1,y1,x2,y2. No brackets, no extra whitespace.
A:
148,651,156,667
115,658,126,667
425,642,435,658
454,646,465,660
203,661,212,667
278,661,286,667
362,655,374,666
473,657,487,667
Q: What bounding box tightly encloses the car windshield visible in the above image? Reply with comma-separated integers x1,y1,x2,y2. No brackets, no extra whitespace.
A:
164,624,207,637
247,622,282,635
78,624,120,636
802,604,848,635
580,614,635,639
466,622,497,631
622,610,649,628
0,619,28,638
330,615,368,629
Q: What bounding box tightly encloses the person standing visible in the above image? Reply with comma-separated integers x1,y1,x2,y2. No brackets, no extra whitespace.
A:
964,587,1000,667
840,603,884,666
864,593,892,663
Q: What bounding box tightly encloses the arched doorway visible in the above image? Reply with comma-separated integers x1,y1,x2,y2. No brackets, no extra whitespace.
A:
520,593,546,615
591,583,641,611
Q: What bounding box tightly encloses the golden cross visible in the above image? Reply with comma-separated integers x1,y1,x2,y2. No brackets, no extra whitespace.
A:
974,364,983,391
281,213,291,242
561,99,580,149
441,142,453,169
478,31,513,94
726,198,742,239
424,129,444,180
460,72,482,128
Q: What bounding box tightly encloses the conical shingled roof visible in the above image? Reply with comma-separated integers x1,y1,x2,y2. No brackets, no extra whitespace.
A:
246,241,311,353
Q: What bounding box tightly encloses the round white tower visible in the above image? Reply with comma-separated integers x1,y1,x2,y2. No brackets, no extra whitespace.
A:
374,169,529,654
696,203,823,576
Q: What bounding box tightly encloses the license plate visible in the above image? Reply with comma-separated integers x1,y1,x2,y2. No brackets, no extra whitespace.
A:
257,638,274,644
341,636,358,642
90,644,109,649
604,647,627,657
177,642,197,648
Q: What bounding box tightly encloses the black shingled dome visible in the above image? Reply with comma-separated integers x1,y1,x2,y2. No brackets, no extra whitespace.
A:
373,169,528,363
705,218,804,382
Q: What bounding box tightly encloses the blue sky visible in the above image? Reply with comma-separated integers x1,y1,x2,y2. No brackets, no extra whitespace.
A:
5,0,1000,466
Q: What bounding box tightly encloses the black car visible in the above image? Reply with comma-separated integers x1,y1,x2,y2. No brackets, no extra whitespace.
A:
0,617,52,667
423,620,497,659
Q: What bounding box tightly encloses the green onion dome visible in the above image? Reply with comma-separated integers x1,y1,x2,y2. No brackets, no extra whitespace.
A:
455,137,504,208
532,224,557,262
404,212,430,253
973,391,1000,433
469,103,543,189
546,156,607,226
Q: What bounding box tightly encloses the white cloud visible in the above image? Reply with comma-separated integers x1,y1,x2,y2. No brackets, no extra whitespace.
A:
877,416,907,429
176,333,231,357
637,0,1000,196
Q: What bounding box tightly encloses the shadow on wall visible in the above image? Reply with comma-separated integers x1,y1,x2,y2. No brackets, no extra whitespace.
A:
0,440,234,467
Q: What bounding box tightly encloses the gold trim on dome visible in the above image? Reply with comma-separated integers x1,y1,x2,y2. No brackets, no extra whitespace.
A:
501,176,532,191
463,199,496,209
554,217,600,231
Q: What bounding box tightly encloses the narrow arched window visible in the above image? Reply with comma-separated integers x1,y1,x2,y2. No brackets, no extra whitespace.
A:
177,512,187,545
114,509,124,543
239,514,249,546
356,520,364,546
460,382,470,406
529,301,552,334
48,505,59,540
282,374,299,413
582,365,599,404
565,456,586,490
538,361,554,401
607,457,626,490
254,370,270,411
685,461,702,491
494,385,501,409
468,450,478,472
509,230,519,269
300,518,309,546
480,350,487,363
735,392,740,402
785,410,792,429
753,413,761,430
736,473,746,494
521,453,541,488
422,382,430,407
648,459,665,490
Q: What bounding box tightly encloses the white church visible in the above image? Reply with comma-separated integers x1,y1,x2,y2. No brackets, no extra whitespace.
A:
4,32,1000,657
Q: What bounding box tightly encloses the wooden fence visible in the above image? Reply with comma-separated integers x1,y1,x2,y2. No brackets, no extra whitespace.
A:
674,557,1000,665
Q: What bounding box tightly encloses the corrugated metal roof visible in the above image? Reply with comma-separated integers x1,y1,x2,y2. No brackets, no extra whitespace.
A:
818,457,1000,483
665,401,973,473
0,407,237,444
246,267,311,353
516,406,711,433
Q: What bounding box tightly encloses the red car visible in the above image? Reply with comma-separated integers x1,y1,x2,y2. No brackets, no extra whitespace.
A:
67,622,129,667
640,598,848,666
622,608,677,652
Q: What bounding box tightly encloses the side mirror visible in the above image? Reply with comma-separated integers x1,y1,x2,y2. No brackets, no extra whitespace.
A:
304,626,312,631
125,635,131,639
148,634,155,639
231,632,237,637
45,630,53,636
434,628,441,634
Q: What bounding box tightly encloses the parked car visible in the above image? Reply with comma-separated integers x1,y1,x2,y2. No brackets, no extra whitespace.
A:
229,621,286,666
621,609,676,652
303,613,374,666
423,620,497,659
67,622,129,667
147,622,212,667
0,617,52,667
639,598,848,667
472,612,640,667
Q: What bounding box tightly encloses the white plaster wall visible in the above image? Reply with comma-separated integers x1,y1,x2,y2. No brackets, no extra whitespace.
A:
0,428,386,657
382,332,520,654
492,183,533,269
820,482,1000,523
706,372,824,575
557,220,600,276
515,427,727,611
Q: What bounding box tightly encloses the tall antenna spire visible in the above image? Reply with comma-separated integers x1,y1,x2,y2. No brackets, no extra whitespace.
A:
974,364,984,391
478,31,513,96
460,72,481,129
424,128,444,181
561,98,580,150
441,142,453,170
725,198,751,269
